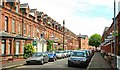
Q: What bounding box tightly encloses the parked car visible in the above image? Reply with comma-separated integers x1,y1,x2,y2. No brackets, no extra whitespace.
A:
80,50,92,62
47,51,57,61
26,52,49,65
68,50,89,67
62,50,68,58
64,50,71,57
55,51,64,59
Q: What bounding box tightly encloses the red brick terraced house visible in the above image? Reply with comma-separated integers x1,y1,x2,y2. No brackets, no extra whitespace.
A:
101,11,120,56
0,0,80,63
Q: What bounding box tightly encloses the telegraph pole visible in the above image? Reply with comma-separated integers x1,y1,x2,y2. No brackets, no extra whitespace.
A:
113,0,117,69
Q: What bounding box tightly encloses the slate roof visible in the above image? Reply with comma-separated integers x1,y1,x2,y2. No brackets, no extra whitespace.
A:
37,12,43,16
20,3,28,8
102,27,109,36
77,34,88,39
30,9,37,13
103,27,109,33
6,0,20,2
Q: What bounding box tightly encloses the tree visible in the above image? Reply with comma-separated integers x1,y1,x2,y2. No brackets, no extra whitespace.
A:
47,40,54,51
89,34,102,48
24,44,35,59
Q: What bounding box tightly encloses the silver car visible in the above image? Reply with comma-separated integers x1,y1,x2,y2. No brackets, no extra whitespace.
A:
26,52,49,65
55,51,64,59
68,51,88,67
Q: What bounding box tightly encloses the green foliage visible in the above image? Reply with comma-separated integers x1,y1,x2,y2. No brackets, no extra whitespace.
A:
89,34,102,48
112,31,118,36
47,40,54,51
76,47,80,50
58,47,63,50
23,44,35,59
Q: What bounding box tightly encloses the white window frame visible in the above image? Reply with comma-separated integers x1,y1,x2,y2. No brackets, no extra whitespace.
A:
23,23,26,35
16,4,18,13
0,0,2,5
12,19,15,33
8,40,11,55
18,23,21,34
16,41,20,55
4,16,8,32
22,42,24,54
28,25,30,37
2,39,6,55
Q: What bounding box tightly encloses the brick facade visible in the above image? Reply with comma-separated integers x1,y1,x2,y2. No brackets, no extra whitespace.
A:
0,0,80,63
101,12,120,56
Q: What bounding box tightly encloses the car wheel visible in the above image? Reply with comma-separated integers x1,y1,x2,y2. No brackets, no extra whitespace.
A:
68,62,72,67
46,59,48,63
41,60,44,65
53,58,55,62
68,63,72,67
26,62,29,65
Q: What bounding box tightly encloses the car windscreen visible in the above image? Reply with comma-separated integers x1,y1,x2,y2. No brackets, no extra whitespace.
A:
72,52,84,57
32,53,43,57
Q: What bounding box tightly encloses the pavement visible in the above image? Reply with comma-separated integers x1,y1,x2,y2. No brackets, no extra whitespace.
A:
87,52,113,70
1,59,26,70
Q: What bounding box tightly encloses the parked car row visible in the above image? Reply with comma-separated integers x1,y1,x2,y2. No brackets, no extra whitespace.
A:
68,49,94,68
26,50,72,65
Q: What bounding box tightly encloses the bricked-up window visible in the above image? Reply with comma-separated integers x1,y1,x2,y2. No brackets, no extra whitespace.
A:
18,23,21,34
12,19,15,33
23,23,26,35
4,16,8,32
16,41,20,55
8,40,12,54
2,39,6,55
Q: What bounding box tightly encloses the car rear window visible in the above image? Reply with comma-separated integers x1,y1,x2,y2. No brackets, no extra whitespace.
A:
72,52,84,57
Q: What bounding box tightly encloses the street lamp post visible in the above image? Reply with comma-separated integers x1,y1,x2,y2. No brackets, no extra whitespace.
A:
114,0,117,69
63,20,65,50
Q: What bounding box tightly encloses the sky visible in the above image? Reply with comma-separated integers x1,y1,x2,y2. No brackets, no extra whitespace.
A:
20,0,120,37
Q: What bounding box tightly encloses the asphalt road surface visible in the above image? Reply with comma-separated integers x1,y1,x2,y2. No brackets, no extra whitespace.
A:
11,58,86,70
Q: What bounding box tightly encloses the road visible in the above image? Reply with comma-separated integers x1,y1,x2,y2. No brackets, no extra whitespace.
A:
11,58,86,70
